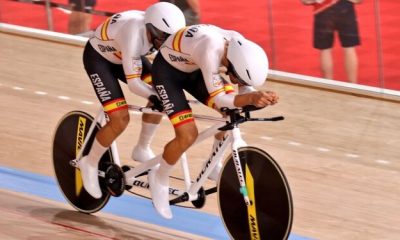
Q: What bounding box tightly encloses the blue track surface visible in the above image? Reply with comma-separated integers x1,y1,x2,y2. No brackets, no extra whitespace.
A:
0,166,312,240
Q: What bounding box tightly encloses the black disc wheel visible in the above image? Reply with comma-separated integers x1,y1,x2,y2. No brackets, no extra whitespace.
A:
218,146,293,240
52,111,114,214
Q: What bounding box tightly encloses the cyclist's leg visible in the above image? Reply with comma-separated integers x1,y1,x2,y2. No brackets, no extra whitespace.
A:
186,72,235,181
132,56,162,162
148,53,198,219
80,42,129,198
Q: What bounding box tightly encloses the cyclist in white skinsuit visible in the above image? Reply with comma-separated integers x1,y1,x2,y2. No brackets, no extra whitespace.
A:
149,24,279,219
79,2,185,199
88,10,168,164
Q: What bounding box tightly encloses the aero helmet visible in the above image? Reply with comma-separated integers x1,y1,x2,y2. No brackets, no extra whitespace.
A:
227,37,269,87
144,2,186,45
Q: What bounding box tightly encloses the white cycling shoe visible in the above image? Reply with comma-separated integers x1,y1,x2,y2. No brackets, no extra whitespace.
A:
78,156,102,199
131,145,155,162
148,167,172,219
208,161,223,182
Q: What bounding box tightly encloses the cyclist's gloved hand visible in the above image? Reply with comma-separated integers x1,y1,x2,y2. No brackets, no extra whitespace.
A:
148,95,164,112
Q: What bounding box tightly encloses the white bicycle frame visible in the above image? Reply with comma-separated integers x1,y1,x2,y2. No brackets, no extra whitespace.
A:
74,104,252,204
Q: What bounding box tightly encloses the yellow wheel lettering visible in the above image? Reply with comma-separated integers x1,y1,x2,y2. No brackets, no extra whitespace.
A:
75,117,86,196
246,164,260,240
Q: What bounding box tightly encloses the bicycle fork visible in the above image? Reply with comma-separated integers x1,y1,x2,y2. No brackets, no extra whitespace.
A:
231,126,262,239
230,126,252,206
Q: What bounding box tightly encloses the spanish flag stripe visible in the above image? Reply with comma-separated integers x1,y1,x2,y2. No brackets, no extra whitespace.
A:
141,74,152,84
106,105,128,114
103,98,127,112
103,98,125,106
101,17,111,41
173,118,194,128
170,110,194,126
224,84,235,93
169,109,192,120
209,88,225,98
172,27,188,52
206,97,215,108
113,52,122,60
126,74,141,79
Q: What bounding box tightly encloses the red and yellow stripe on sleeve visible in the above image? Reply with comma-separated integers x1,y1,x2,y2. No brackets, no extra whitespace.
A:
141,74,152,85
113,51,122,60
206,84,235,108
100,17,112,41
126,74,141,80
224,84,235,94
206,88,226,108
172,27,189,52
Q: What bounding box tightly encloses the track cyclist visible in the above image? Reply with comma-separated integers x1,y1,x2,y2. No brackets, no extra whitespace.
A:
149,24,279,218
78,2,185,199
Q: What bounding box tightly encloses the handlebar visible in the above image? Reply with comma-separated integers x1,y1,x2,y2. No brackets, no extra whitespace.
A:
128,102,284,131
218,105,284,131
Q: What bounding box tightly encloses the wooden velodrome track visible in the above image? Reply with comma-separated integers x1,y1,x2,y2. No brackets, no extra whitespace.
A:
1,27,400,239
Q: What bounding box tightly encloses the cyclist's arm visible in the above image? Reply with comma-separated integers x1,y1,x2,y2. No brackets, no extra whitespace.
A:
234,91,279,108
117,25,157,99
193,36,236,109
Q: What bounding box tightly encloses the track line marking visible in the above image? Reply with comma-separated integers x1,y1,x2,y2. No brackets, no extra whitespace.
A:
2,81,395,171
13,86,24,91
345,153,359,158
58,96,70,100
375,159,390,165
316,147,331,152
81,100,94,105
34,91,48,95
260,136,273,141
288,141,302,146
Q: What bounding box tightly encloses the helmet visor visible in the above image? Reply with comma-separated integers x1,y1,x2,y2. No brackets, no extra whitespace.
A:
227,61,249,86
146,23,170,42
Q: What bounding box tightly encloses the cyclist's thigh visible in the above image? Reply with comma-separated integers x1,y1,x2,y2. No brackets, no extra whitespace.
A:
152,54,194,127
83,43,127,113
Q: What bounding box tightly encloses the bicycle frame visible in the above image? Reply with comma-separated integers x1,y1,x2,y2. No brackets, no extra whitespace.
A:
125,105,251,203
73,104,255,204
58,103,290,239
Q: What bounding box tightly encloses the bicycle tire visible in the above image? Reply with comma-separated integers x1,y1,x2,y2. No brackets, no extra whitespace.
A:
218,146,293,240
52,111,114,214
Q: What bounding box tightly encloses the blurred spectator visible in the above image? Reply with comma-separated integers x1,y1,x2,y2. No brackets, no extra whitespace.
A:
68,0,97,34
160,0,200,25
301,0,362,83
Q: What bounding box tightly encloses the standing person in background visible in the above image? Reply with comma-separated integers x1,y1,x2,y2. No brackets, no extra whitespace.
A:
161,0,200,25
68,0,97,34
301,0,362,83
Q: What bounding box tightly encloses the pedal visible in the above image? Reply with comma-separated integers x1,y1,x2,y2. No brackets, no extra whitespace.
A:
104,163,125,197
191,187,206,209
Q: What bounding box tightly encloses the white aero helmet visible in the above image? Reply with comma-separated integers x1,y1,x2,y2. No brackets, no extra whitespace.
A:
144,2,186,43
227,37,269,87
